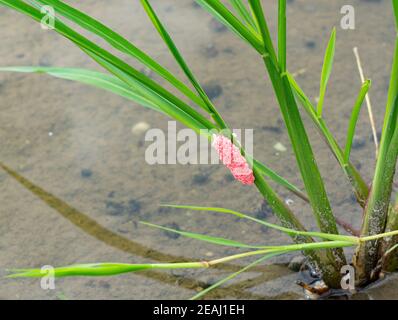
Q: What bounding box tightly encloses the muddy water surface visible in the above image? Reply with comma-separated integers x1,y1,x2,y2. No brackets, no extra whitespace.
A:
0,0,397,299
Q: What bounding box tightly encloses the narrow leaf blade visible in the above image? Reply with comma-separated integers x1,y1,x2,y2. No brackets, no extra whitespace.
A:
344,79,371,163
0,66,162,113
317,27,336,117
141,221,268,249
278,0,287,72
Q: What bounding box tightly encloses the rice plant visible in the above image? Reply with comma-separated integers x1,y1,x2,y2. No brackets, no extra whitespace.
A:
1,0,398,299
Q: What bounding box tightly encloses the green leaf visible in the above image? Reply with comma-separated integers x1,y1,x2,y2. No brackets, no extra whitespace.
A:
8,240,355,280
140,222,269,249
195,0,264,54
163,205,358,243
344,80,371,163
248,0,278,66
31,0,207,110
140,0,226,129
317,28,336,117
393,0,398,30
7,261,209,278
252,158,308,201
229,0,257,30
8,263,152,278
278,0,287,72
0,66,163,113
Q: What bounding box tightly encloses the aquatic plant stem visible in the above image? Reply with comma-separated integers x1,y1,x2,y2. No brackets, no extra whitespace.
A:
248,0,346,287
288,74,370,207
355,34,398,285
251,168,336,274
8,241,356,279
380,201,398,271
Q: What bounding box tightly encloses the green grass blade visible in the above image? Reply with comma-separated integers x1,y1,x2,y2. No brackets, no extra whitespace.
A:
252,158,308,201
7,262,207,278
163,205,358,243
317,28,336,117
288,73,369,206
393,0,398,29
31,0,207,110
84,49,210,133
248,0,278,66
8,240,355,280
0,66,163,113
344,80,371,163
140,0,226,129
229,0,257,30
140,221,270,249
8,263,152,278
287,73,317,116
195,0,264,54
278,0,286,72
272,61,340,239
191,252,280,300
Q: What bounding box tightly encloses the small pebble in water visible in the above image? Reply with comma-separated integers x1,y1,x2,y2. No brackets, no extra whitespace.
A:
127,199,141,215
203,83,223,100
80,169,93,178
131,122,150,136
305,40,316,49
203,44,219,58
191,1,200,9
353,160,362,170
262,125,282,134
192,173,209,185
105,200,125,216
255,200,273,220
209,18,227,33
352,137,366,150
273,142,287,152
48,131,54,137
224,174,235,182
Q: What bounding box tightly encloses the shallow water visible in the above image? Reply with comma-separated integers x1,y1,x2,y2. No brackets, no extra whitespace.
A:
0,0,397,299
